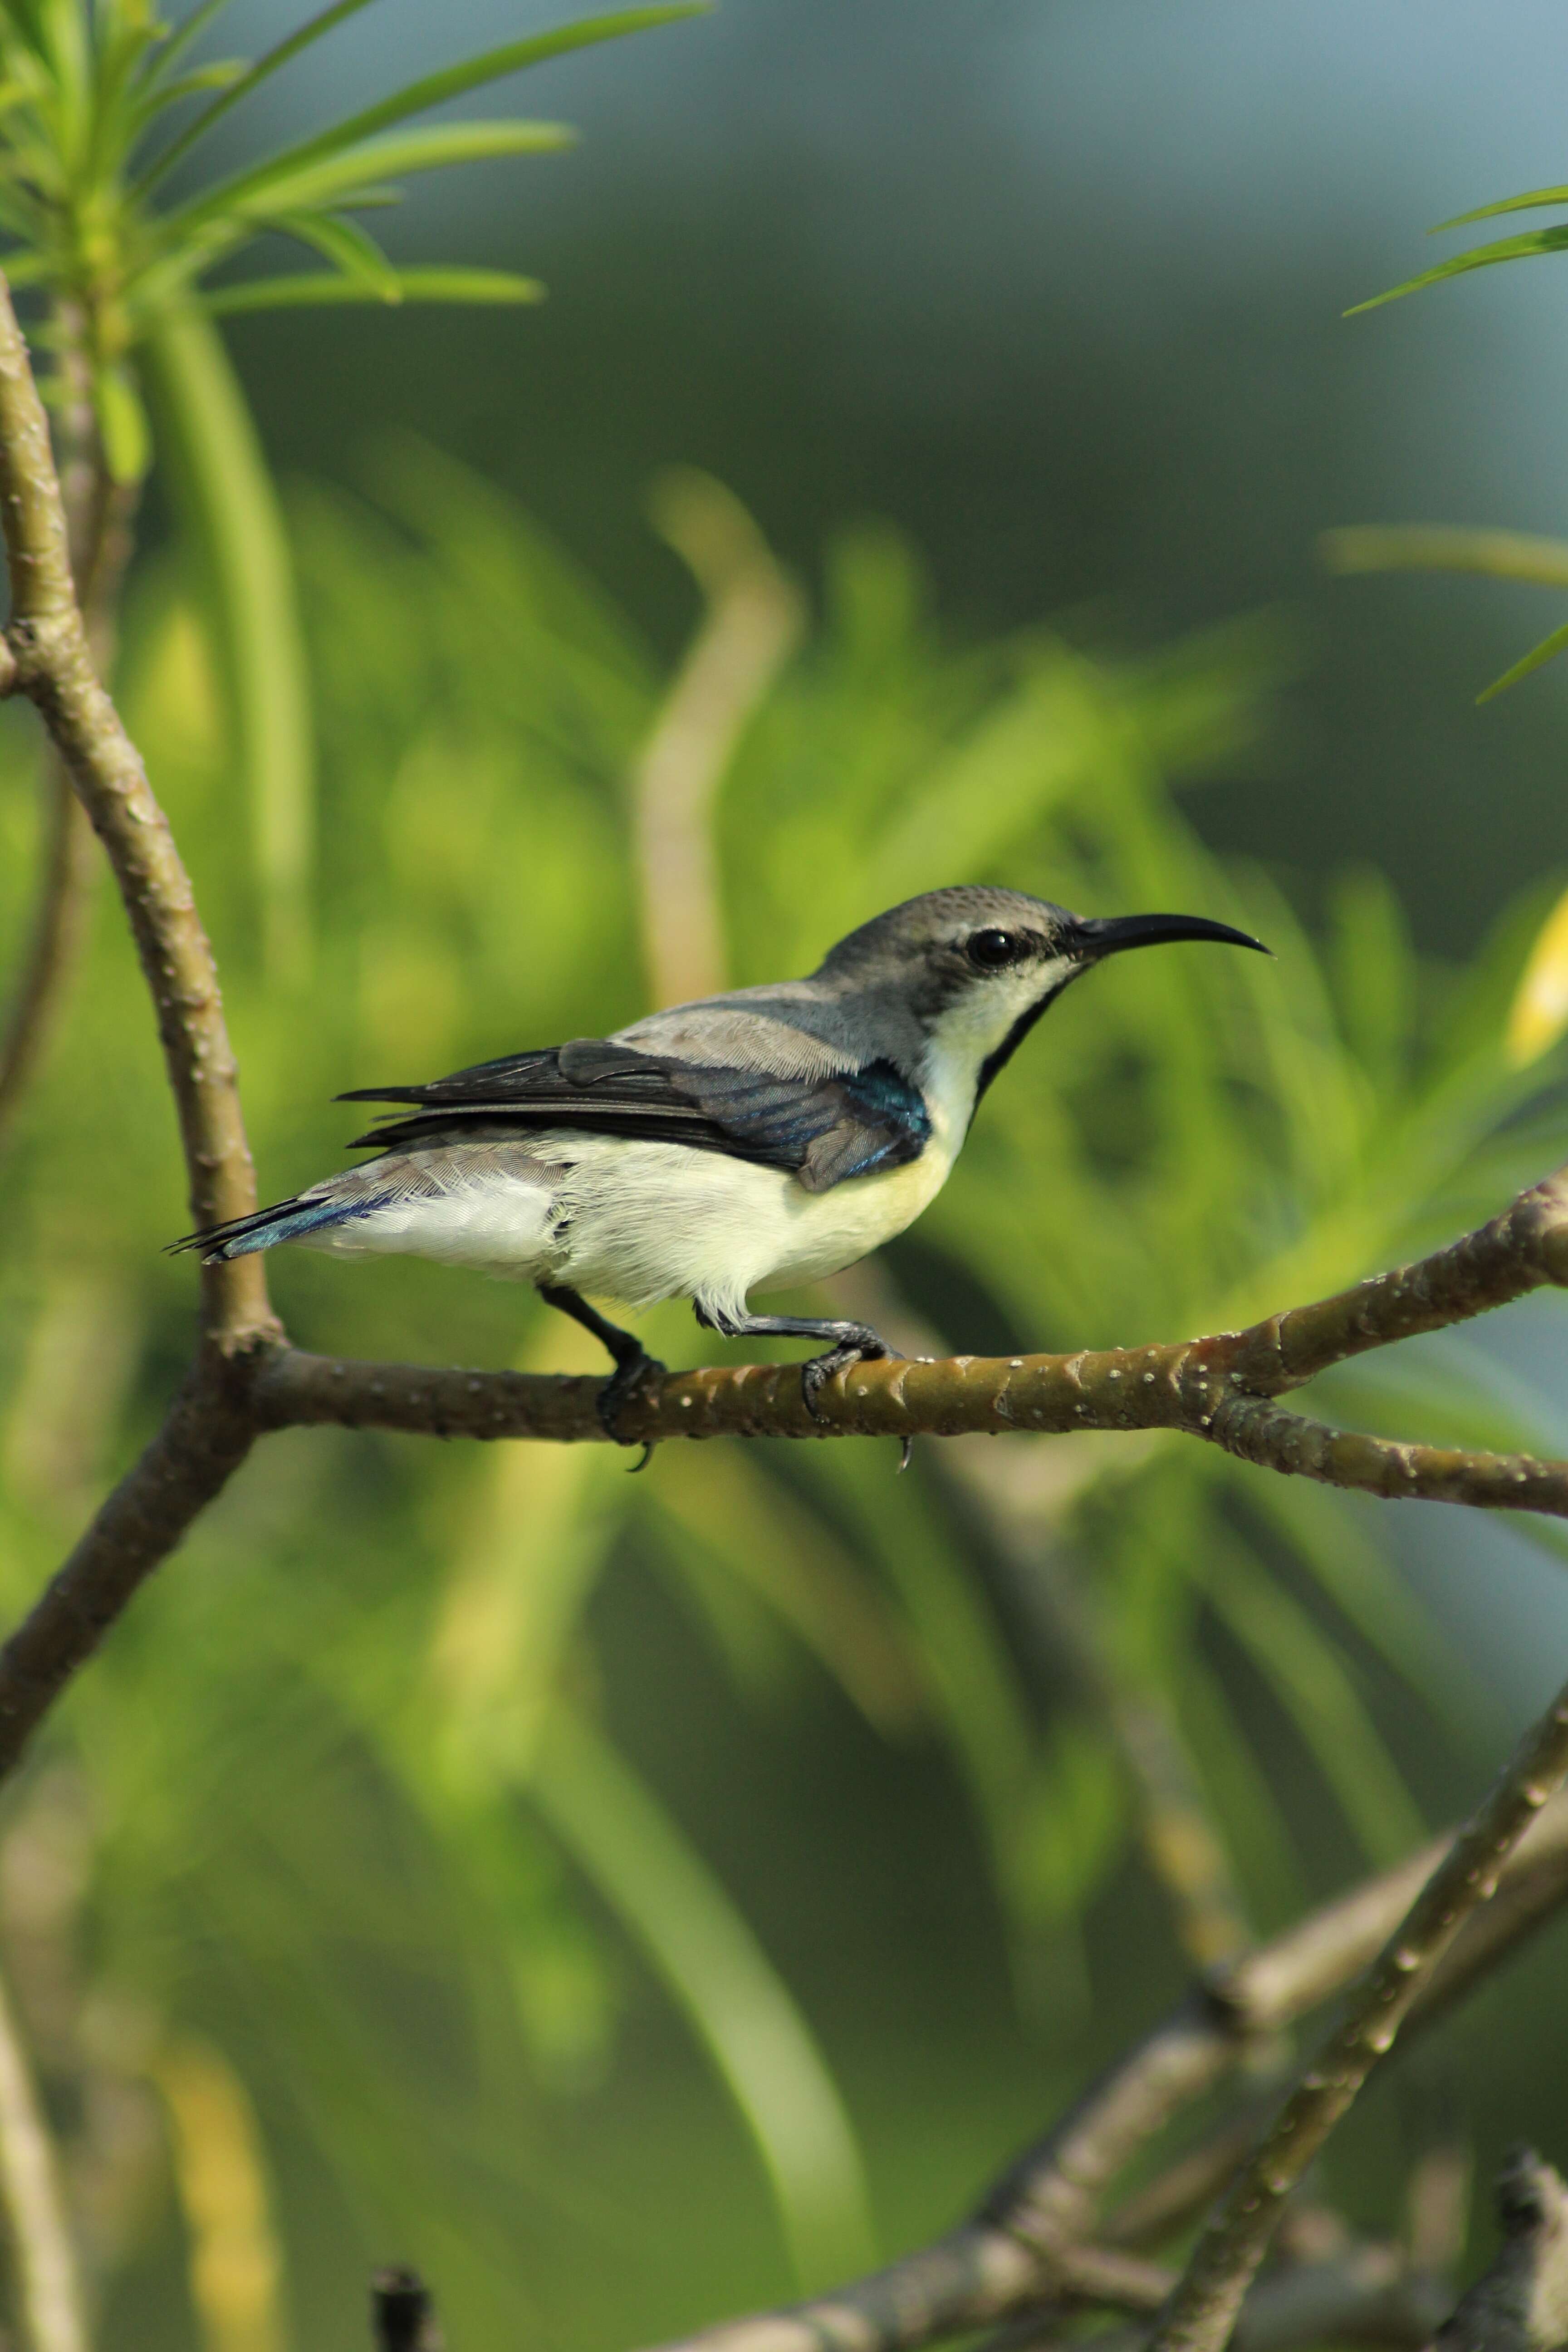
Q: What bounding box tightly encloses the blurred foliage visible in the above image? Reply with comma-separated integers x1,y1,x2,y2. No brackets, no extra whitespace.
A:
0,0,700,978
1,438,1567,2344
0,0,701,434
1341,169,1568,1067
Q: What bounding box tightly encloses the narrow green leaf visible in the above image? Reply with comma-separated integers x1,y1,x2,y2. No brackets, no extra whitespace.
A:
125,126,567,325
134,0,391,197
150,60,251,103
1436,184,1568,228
166,4,706,232
31,0,91,160
142,309,314,980
532,1708,875,2289
88,9,178,175
1346,224,1568,314
218,119,576,225
123,58,249,145
202,265,545,318
1476,616,1568,703
144,0,240,87
274,207,397,293
124,225,248,328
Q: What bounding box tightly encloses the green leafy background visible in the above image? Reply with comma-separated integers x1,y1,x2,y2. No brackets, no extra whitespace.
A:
0,5,1566,2350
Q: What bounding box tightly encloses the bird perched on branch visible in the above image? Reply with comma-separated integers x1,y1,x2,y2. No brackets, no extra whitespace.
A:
175,887,1264,1448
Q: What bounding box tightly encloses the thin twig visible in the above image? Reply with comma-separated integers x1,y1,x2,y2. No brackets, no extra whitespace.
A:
634,1796,1568,2352
237,1157,1568,1466
1026,2152,1568,2352
0,1152,1565,1793
1147,1679,1568,2352
1021,2250,1448,2352
0,273,274,1351
0,1954,86,2352
1093,1829,1568,2268
0,1366,257,1778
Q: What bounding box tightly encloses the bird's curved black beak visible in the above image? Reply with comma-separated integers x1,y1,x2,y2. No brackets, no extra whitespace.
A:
1067,911,1269,960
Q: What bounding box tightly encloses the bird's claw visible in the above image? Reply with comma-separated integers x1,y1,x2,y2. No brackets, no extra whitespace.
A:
801,1343,909,1478
597,1350,666,1466
799,1343,859,1421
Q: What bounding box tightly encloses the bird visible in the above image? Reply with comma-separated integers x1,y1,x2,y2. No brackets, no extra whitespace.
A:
173,887,1265,1451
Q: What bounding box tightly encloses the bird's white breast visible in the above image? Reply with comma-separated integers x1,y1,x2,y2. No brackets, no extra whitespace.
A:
547,1127,960,1318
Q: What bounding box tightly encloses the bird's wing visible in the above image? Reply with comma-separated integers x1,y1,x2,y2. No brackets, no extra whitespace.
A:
338,1039,931,1194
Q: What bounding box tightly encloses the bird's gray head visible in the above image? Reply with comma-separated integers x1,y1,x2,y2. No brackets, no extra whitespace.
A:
813,885,1266,1104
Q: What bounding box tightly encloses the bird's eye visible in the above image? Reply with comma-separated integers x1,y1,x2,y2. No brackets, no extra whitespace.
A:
966,929,1023,970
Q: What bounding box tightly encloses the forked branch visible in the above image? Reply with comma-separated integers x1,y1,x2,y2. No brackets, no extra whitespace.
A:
634,1794,1568,2352
1148,1677,1568,2352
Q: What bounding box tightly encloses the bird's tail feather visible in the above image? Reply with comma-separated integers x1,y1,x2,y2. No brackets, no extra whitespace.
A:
167,1190,378,1263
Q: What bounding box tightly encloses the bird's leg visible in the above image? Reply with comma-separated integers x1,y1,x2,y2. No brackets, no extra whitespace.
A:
539,1284,665,1466
695,1303,910,1465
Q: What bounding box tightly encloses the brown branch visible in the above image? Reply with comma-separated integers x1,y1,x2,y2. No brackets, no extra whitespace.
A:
2,1151,1568,1798
248,1331,1568,1518
0,1361,258,1778
1091,1833,1568,2272
1023,2250,1449,2352
634,1796,1568,2352
986,2150,1568,2352
232,1160,1568,1487
0,274,273,1351
1433,2150,1568,2352
1147,1678,1568,2352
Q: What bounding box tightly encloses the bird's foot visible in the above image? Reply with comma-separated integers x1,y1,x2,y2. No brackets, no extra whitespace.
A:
801,1337,912,1471
800,1328,907,1465
597,1348,666,1470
